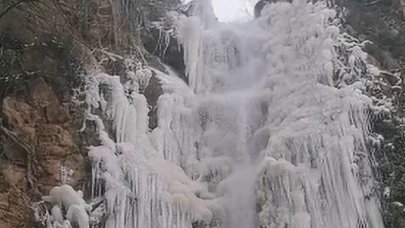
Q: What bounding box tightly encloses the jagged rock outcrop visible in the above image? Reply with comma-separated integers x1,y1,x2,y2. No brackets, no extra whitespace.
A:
2,78,88,190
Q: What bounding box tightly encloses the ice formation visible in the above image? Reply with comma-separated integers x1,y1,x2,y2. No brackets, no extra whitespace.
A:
42,185,91,228
79,0,385,227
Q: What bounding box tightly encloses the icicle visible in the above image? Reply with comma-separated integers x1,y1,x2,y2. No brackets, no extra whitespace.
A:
80,0,385,227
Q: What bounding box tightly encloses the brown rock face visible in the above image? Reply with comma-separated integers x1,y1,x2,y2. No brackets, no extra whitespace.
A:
0,78,88,227
0,0,179,227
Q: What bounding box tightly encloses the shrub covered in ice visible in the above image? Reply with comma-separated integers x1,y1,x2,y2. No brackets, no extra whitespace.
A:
42,185,91,228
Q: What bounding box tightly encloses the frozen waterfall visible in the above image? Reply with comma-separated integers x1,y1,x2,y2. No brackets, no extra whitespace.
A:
79,0,385,228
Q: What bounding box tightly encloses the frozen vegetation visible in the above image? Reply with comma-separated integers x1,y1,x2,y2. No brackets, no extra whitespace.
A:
45,0,386,227
41,185,91,228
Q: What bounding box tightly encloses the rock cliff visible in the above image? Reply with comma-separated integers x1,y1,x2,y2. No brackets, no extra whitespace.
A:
0,0,181,227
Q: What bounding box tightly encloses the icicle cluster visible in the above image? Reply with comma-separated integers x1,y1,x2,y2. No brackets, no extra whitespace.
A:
82,59,221,228
80,0,386,227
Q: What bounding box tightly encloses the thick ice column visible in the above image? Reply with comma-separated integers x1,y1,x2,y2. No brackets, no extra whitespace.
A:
93,72,151,146
152,93,199,168
191,0,218,28
177,15,206,93
176,0,242,94
257,158,314,228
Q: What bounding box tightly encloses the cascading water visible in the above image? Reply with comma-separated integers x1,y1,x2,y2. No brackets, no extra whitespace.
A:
73,0,386,228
